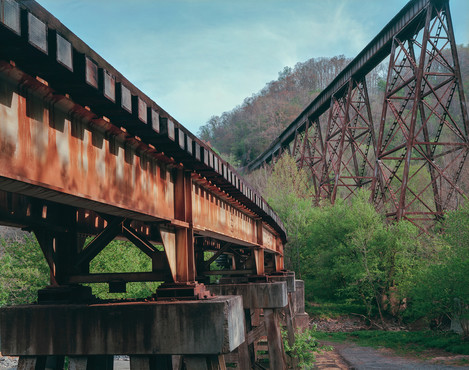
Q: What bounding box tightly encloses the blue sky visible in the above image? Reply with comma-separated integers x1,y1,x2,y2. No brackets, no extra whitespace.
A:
36,0,469,135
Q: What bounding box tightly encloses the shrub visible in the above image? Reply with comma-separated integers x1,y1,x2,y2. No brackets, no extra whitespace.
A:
0,234,49,305
283,326,332,369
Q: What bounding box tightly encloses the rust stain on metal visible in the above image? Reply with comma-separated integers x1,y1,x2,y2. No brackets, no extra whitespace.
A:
0,65,283,256
192,182,257,246
0,70,175,222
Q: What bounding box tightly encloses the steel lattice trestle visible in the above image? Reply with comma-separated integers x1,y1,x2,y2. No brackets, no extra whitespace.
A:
250,0,468,231
371,1,468,229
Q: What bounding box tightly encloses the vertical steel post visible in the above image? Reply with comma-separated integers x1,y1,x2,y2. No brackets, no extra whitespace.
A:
396,5,432,221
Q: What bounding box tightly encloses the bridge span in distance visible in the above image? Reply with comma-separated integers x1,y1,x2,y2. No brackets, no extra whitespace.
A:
248,0,469,232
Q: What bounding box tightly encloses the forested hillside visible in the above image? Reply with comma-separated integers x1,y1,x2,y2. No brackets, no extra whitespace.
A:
199,45,469,167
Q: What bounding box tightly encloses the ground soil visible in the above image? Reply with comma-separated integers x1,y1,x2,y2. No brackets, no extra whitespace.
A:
312,316,469,369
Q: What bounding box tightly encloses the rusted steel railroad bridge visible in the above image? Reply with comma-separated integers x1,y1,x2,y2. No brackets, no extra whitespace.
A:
0,1,309,369
249,0,468,231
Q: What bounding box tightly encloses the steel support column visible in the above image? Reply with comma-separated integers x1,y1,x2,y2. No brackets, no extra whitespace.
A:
372,1,469,230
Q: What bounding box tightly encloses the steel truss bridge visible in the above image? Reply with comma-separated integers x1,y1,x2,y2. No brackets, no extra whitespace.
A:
248,0,468,231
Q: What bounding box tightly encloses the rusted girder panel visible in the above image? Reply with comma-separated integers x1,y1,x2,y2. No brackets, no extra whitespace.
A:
0,61,176,223
0,62,282,249
0,67,284,284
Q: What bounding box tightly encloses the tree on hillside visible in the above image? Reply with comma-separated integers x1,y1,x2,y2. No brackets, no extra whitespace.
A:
199,56,351,165
405,202,469,336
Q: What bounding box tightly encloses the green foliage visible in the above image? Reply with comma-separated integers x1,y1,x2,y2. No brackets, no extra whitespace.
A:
87,240,161,300
283,326,332,369
0,234,49,306
262,153,469,334
315,330,469,355
377,78,387,92
264,154,314,275
264,155,423,322
203,251,224,283
442,200,469,252
302,191,421,321
305,300,368,319
403,202,469,335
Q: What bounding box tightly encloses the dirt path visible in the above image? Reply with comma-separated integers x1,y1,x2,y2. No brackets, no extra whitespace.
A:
314,344,350,369
315,341,469,369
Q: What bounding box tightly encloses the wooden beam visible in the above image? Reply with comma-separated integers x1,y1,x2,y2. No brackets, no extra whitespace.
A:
247,322,266,345
264,308,287,369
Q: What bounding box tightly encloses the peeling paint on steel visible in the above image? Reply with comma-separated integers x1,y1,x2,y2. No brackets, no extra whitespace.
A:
0,72,175,222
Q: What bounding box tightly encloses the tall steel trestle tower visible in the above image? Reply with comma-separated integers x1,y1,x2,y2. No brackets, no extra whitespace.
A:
248,0,468,231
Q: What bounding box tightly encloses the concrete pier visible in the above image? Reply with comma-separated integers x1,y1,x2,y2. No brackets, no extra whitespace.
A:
210,281,288,369
0,297,244,356
209,281,288,309
291,280,310,331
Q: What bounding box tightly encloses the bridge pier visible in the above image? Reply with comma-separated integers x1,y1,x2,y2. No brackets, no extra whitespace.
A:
209,282,287,369
0,297,244,370
209,277,308,369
